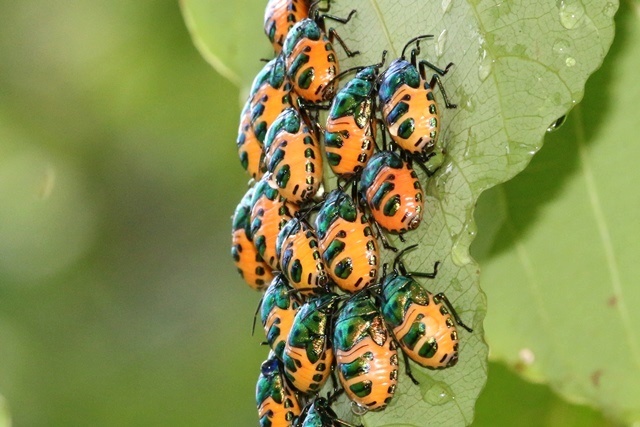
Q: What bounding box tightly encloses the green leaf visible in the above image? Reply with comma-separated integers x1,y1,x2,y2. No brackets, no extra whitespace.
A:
182,0,615,425
0,396,10,427
180,0,272,86
474,362,618,427
473,3,640,424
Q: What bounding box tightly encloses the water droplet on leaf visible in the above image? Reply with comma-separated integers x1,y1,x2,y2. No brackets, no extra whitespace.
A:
478,49,492,81
442,0,453,13
547,115,567,132
412,370,455,405
557,0,585,29
350,402,368,416
603,2,616,17
552,39,570,55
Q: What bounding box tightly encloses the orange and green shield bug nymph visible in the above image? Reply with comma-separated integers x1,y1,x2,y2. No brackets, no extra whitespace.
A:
264,0,311,54
333,292,398,411
256,353,302,427
231,186,273,290
261,274,303,361
324,65,382,178
315,189,379,293
359,151,424,234
276,216,328,294
378,36,457,166
250,176,299,269
282,293,339,394
250,54,300,145
264,108,323,204
282,6,359,104
379,245,473,369
237,98,266,180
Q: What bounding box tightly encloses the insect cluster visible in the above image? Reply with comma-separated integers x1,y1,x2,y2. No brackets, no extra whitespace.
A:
229,1,473,425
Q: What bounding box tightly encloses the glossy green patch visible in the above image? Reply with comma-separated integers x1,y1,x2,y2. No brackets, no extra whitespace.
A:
397,118,415,139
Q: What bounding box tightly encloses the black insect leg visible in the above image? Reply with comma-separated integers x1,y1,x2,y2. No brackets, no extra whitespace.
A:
252,295,265,336
418,61,457,109
327,27,360,57
402,35,434,60
373,221,398,253
320,9,357,24
406,261,440,279
434,292,474,332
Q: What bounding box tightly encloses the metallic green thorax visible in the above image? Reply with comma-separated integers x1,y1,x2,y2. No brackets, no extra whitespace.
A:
378,59,420,104
314,190,358,241
327,67,376,122
231,187,254,236
334,293,387,352
264,108,302,154
282,19,322,56
256,355,286,406
380,273,430,327
359,151,403,189
287,293,338,362
251,55,294,143
250,178,281,207
252,55,287,96
249,58,277,99
268,54,288,89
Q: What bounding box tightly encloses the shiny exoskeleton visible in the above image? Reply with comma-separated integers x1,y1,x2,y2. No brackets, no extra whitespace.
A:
359,151,424,234
324,66,378,177
264,0,311,53
378,36,456,163
276,216,328,294
282,11,358,104
236,58,284,179
315,189,379,293
261,274,303,361
237,98,267,179
264,108,323,204
250,54,299,145
231,186,273,290
250,177,299,269
333,292,398,411
283,293,338,394
256,353,302,427
379,254,473,369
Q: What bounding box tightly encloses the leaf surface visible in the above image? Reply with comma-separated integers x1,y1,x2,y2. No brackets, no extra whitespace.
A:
473,3,640,424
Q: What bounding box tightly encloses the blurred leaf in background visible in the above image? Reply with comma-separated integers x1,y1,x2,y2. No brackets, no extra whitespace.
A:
0,0,265,425
473,1,640,424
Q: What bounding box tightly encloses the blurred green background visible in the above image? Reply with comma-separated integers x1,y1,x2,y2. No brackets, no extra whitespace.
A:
0,1,618,425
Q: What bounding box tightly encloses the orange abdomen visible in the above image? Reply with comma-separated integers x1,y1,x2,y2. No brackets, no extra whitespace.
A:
324,115,376,177
382,81,439,155
319,214,378,293
335,336,398,411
